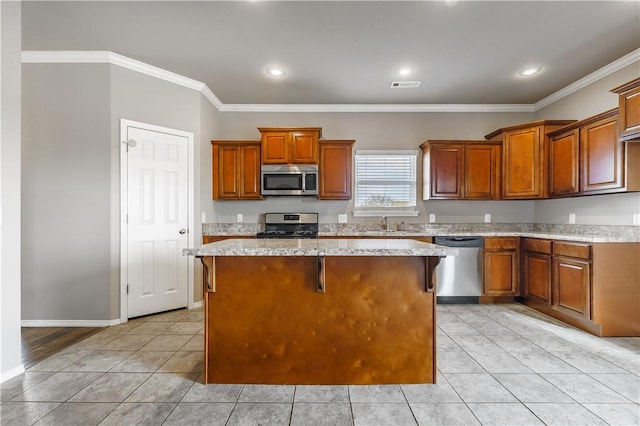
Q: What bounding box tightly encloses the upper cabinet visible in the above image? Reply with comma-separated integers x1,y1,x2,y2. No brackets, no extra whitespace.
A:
548,109,640,196
420,140,500,200
258,127,321,164
211,141,262,200
485,120,575,199
611,77,640,142
319,140,355,200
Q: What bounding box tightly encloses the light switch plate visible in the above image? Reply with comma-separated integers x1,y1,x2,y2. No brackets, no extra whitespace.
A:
569,213,576,224
429,213,436,223
484,213,491,223
236,213,243,223
633,213,640,225
338,214,347,223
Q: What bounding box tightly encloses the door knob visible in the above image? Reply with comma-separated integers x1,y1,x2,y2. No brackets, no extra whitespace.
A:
179,229,187,234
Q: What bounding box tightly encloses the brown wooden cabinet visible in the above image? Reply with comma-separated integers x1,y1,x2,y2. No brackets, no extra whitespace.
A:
319,140,354,200
611,77,640,142
258,127,321,164
548,109,640,196
211,141,262,200
483,237,519,298
420,140,500,200
522,238,552,305
553,241,591,320
485,120,575,199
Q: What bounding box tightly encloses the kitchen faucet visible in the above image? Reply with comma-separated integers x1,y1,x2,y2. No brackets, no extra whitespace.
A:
381,216,391,231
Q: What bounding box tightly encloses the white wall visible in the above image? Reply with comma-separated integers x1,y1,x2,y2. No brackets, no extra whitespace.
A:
211,111,535,224
534,63,640,225
1,0,24,382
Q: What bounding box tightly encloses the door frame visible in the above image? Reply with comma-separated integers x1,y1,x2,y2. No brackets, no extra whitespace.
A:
119,119,195,323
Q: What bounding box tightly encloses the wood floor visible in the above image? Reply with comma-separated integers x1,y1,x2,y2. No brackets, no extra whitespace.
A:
21,326,102,369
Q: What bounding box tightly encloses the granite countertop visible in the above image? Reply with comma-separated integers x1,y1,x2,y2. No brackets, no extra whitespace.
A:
184,238,458,257
202,223,640,243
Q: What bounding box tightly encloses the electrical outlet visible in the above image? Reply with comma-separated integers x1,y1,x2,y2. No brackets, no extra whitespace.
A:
338,214,347,223
633,213,640,225
569,213,576,224
484,213,491,223
201,212,206,223
236,213,243,223
429,213,436,223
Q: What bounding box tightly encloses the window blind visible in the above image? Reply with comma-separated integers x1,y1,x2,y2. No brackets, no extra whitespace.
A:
355,151,417,209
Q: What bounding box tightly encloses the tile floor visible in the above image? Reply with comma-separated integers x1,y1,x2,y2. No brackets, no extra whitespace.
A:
1,304,639,425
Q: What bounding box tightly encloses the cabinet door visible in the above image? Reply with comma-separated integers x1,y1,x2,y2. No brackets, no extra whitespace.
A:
319,141,354,200
430,145,463,199
549,130,579,196
465,145,500,199
553,256,590,319
261,132,289,164
483,250,517,296
580,116,623,193
503,127,543,198
523,251,552,305
217,145,240,199
291,132,318,164
616,79,640,141
240,145,262,199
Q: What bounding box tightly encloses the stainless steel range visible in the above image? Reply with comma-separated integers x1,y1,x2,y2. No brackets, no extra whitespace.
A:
256,213,319,239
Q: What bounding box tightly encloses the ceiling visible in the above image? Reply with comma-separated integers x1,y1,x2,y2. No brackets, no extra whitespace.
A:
21,1,640,106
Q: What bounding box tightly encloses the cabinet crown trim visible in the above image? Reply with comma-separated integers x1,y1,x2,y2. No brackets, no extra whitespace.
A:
484,120,577,140
610,77,640,94
546,109,618,136
258,127,322,137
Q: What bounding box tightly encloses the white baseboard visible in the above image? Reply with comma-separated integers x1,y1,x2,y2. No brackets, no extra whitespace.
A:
1,364,25,383
21,319,121,327
189,300,203,309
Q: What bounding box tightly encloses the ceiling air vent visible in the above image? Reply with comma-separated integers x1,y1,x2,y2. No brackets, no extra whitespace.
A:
390,81,422,89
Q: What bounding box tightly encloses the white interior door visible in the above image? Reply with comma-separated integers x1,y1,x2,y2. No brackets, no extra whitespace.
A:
123,123,189,318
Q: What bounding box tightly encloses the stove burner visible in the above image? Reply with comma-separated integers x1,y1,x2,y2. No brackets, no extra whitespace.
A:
256,213,319,239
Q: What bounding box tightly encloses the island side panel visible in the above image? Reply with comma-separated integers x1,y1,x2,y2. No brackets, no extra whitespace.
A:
204,255,435,384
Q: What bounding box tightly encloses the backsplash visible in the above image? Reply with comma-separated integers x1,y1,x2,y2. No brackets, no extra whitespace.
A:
202,222,640,240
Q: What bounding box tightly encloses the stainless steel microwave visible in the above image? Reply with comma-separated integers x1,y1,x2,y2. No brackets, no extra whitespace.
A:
261,164,318,196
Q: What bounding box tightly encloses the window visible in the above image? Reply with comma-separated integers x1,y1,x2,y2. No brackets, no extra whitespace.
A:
354,150,418,216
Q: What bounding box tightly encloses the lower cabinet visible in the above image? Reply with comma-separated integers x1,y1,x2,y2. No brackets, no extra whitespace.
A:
552,241,591,320
518,238,640,336
483,237,519,298
522,239,552,305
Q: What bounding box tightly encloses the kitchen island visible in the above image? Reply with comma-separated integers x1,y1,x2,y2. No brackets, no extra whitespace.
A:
186,238,456,385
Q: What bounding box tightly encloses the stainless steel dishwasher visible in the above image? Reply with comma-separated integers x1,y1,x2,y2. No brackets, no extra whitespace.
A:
433,236,483,304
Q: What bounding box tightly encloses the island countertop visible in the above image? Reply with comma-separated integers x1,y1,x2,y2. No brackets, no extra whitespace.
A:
185,238,458,257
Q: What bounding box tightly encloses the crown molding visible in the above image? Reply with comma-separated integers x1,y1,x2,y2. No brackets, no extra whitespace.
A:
22,49,638,114
534,48,640,111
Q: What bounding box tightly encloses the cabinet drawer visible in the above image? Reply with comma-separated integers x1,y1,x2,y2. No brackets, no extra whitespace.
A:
485,237,518,250
523,238,552,254
554,241,591,259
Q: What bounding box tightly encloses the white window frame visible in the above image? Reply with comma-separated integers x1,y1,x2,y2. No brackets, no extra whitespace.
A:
353,149,420,217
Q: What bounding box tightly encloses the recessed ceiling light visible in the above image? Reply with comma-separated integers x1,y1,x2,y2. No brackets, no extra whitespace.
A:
266,66,286,77
395,67,414,77
518,66,542,77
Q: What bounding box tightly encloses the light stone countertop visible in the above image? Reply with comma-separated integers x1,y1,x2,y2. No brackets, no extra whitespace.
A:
184,238,458,257
202,223,640,243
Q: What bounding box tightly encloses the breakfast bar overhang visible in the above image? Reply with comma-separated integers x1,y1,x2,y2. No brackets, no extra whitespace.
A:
185,239,457,385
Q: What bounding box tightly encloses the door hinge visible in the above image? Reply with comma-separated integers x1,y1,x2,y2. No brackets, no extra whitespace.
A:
126,284,129,295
